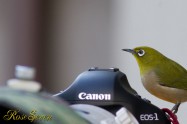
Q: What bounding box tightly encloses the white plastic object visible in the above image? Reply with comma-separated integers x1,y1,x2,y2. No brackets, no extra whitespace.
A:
15,65,36,80
71,104,139,124
115,107,139,124
7,65,41,92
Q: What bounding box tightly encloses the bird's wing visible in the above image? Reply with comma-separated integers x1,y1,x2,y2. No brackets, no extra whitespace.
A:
155,58,187,90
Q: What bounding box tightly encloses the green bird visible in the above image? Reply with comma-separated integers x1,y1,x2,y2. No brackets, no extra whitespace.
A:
122,46,187,113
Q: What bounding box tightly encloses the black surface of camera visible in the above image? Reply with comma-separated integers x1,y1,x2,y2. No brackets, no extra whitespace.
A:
55,67,171,124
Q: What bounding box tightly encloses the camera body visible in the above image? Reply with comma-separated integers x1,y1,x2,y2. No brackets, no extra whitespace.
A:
55,67,171,124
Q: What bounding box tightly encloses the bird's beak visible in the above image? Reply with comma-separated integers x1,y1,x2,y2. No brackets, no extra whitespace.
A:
122,49,136,54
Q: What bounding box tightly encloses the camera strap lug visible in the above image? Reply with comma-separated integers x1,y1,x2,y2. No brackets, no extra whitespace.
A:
162,108,179,124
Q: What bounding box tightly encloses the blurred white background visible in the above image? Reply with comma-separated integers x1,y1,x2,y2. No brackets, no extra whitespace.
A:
0,0,186,123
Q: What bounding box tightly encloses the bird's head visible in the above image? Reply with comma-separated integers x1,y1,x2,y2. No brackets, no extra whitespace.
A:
122,46,166,70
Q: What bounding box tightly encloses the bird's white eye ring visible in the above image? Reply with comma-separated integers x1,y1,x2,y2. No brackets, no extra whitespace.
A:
137,49,145,57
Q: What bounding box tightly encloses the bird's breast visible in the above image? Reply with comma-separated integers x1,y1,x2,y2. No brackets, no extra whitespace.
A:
141,71,160,94
141,71,187,103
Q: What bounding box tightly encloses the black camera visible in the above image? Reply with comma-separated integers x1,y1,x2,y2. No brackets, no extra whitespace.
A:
55,67,172,124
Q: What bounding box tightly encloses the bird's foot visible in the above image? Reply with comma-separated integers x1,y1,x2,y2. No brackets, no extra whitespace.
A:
171,102,181,114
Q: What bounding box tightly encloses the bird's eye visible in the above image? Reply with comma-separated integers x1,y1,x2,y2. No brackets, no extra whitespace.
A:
137,49,145,57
